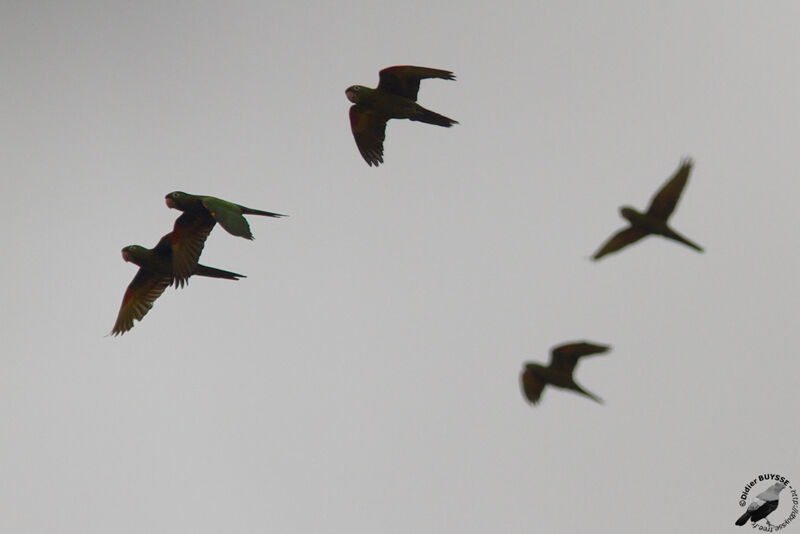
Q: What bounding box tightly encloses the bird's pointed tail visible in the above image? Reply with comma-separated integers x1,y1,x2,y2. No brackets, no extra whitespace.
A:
194,264,246,280
665,228,703,253
412,105,458,127
575,384,603,404
735,510,751,526
241,207,287,218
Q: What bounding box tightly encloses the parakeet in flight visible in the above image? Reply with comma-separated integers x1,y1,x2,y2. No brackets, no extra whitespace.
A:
735,483,785,526
345,65,458,166
520,342,610,405
592,159,703,260
111,232,245,336
165,191,286,287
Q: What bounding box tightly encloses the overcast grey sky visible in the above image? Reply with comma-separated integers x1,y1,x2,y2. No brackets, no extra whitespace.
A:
2,1,799,532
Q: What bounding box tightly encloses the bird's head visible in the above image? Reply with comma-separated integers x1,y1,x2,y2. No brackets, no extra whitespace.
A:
345,85,364,104
165,191,187,210
121,245,146,264
620,206,638,221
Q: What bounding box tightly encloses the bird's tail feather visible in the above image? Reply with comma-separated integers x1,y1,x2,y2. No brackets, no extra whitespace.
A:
575,385,603,404
666,229,703,252
194,264,246,280
241,207,287,218
412,105,458,127
735,511,751,526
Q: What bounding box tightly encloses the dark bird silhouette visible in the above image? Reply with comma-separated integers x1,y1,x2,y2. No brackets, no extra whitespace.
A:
520,342,610,405
592,159,703,260
345,65,458,166
111,232,244,336
165,191,286,287
736,483,785,526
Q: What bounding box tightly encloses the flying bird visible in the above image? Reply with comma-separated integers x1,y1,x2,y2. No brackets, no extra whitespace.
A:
592,159,703,260
520,342,610,405
345,65,458,166
111,232,245,336
165,191,286,287
736,483,785,526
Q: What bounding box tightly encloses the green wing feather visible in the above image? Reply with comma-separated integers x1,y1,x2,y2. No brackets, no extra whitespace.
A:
201,197,254,239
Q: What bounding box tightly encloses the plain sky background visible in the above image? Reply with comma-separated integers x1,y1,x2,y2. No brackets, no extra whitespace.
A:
2,1,799,532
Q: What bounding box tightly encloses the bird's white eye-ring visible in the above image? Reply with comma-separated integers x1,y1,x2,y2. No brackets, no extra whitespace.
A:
172,192,181,198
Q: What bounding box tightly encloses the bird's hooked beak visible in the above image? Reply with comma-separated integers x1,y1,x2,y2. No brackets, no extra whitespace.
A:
121,248,133,263
165,197,176,209
345,87,358,104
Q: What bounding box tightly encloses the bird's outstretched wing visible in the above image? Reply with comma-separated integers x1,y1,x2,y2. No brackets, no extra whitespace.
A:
550,342,610,373
112,269,172,336
171,212,216,287
646,159,693,221
377,66,455,101
520,368,546,404
349,105,387,166
592,227,648,260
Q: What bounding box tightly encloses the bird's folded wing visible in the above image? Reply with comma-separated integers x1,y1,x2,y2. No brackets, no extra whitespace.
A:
751,499,779,521
201,198,253,240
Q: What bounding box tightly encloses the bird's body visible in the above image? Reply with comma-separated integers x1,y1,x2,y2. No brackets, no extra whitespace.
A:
165,191,286,286
520,342,610,405
347,87,416,119
522,362,603,403
346,65,457,166
111,232,244,336
120,236,243,279
736,483,785,526
619,206,704,252
593,159,703,260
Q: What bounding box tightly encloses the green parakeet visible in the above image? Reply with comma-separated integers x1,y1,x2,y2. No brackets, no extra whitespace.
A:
111,232,245,336
165,191,286,287
592,159,703,260
346,65,458,166
521,342,610,405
